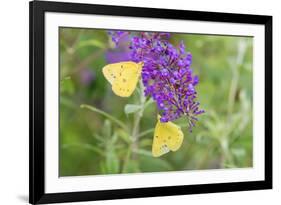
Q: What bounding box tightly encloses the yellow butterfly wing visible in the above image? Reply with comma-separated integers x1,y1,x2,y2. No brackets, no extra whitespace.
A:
102,63,120,84
152,117,184,157
102,61,143,97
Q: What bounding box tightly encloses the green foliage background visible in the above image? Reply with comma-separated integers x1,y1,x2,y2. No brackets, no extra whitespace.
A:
59,28,253,176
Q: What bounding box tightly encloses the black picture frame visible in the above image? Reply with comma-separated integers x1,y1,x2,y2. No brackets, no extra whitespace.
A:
29,0,272,204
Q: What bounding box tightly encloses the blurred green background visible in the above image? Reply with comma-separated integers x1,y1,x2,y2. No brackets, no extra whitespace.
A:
59,28,253,176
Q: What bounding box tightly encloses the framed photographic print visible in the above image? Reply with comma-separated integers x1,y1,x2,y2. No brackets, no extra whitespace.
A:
29,0,272,204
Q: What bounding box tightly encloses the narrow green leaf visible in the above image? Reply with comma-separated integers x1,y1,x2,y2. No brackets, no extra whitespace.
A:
133,149,152,157
77,39,105,49
139,139,153,147
124,104,141,114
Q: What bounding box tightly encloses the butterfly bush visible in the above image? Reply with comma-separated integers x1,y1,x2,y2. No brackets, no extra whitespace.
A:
108,31,204,130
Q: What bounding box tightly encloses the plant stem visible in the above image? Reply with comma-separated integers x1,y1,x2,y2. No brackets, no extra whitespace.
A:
122,148,132,173
131,81,146,159
222,39,247,167
227,40,247,120
220,137,234,167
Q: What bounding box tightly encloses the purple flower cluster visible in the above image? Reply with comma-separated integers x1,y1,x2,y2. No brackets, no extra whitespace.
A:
108,31,204,130
108,31,128,45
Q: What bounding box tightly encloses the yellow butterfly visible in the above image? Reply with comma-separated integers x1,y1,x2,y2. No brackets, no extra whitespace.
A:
152,116,184,157
102,61,143,97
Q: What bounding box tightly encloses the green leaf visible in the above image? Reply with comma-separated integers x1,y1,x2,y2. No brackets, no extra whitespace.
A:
133,149,152,157
124,104,142,115
139,139,153,147
77,39,105,49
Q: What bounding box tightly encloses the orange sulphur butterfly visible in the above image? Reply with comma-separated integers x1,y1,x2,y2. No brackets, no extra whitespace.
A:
102,61,143,97
152,116,184,157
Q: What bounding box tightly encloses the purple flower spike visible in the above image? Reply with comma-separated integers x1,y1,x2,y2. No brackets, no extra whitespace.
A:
108,30,204,131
